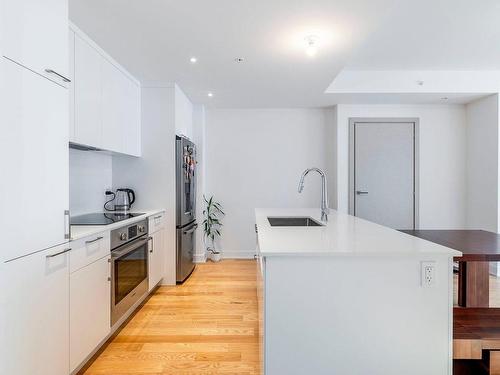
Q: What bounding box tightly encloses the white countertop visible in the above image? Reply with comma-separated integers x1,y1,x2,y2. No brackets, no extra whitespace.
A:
256,208,462,257
70,209,165,241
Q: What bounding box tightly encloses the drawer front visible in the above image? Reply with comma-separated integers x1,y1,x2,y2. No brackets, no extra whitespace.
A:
70,232,110,273
149,212,165,233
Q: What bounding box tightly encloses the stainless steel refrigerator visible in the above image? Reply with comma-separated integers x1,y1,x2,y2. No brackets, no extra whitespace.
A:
175,135,197,283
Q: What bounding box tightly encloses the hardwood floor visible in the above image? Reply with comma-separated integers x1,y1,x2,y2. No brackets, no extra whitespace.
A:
82,260,260,375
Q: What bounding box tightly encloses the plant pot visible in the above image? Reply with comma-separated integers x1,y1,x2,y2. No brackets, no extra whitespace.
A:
209,251,222,262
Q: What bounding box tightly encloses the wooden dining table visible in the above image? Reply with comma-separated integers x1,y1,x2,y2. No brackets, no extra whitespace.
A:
401,230,500,308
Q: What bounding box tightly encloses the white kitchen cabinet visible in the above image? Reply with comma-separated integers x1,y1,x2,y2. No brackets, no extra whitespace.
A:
70,231,110,273
123,78,141,156
1,0,69,84
0,243,70,375
69,29,76,142
74,33,102,148
70,255,111,372
148,228,166,291
70,26,141,156
0,57,69,262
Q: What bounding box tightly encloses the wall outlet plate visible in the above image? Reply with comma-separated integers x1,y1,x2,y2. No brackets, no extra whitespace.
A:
421,261,436,287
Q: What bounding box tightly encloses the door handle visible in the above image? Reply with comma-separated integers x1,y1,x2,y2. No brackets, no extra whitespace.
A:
44,69,71,83
85,236,103,244
46,247,71,258
148,236,153,253
64,210,71,239
356,191,369,195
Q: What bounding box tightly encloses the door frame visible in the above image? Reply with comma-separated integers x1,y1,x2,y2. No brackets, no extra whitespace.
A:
348,117,420,230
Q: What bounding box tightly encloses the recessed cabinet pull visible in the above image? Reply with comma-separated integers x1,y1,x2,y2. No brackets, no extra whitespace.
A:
46,248,71,258
85,236,103,244
44,69,71,83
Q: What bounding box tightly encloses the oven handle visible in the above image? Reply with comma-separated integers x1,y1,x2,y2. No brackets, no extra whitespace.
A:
111,236,149,259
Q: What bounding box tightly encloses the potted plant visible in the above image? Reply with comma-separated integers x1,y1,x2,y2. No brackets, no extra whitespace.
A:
202,195,224,262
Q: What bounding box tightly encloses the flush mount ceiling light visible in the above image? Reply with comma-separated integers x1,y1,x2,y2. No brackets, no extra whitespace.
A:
189,57,197,63
207,92,213,97
304,35,319,57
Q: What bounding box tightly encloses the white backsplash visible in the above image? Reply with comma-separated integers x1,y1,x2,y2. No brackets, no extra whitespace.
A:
69,149,112,216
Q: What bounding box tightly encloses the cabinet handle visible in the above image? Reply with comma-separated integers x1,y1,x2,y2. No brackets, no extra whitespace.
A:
46,248,71,258
64,210,71,239
154,215,162,220
356,191,369,195
148,236,153,253
85,236,103,244
44,69,71,83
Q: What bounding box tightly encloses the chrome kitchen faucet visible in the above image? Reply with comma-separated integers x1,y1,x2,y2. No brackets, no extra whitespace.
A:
298,167,330,222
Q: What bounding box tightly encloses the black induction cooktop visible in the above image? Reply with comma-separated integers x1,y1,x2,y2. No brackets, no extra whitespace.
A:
70,212,145,225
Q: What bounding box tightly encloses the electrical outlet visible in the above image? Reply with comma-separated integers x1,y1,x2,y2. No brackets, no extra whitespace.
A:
421,261,436,287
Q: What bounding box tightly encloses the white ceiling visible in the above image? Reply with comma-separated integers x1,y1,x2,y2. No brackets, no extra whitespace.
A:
69,0,500,108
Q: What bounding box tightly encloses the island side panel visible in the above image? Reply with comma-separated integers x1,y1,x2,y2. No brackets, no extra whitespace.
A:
264,255,453,375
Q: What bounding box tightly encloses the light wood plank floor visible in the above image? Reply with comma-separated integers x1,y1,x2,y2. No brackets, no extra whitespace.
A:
82,260,260,375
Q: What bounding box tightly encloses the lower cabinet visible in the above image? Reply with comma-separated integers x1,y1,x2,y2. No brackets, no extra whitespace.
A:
70,255,111,372
148,228,166,291
0,243,70,375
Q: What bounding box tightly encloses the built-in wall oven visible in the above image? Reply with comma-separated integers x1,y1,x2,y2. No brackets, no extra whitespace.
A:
110,219,149,326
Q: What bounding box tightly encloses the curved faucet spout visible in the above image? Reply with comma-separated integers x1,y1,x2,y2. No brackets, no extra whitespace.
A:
297,167,330,222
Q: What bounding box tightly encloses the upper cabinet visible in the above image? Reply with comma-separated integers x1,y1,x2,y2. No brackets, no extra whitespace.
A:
69,24,141,157
1,0,69,85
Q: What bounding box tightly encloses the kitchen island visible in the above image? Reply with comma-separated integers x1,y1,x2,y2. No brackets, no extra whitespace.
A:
255,208,461,375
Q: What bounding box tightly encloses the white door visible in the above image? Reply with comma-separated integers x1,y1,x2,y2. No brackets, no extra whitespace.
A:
1,0,68,83
352,121,415,230
70,255,111,372
0,243,70,375
0,57,69,262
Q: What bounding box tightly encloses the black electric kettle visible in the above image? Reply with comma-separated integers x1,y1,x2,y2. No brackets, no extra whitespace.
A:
105,188,136,212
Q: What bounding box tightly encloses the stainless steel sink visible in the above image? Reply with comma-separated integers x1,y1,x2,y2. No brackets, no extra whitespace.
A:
267,216,324,227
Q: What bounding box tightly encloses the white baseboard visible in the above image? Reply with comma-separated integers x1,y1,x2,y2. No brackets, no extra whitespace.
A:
194,252,207,263
222,251,256,259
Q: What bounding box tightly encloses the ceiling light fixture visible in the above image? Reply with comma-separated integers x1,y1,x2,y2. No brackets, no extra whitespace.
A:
190,57,197,63
207,92,213,97
304,35,319,57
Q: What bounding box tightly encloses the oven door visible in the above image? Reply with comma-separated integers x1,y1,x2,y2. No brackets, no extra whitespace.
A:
111,236,149,326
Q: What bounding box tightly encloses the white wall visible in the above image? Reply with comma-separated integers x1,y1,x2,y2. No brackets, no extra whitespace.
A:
205,108,331,257
331,104,467,229
69,148,112,215
175,84,194,139
465,94,500,232
113,86,177,284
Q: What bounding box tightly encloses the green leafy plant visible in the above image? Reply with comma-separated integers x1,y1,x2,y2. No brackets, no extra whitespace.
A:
202,195,224,253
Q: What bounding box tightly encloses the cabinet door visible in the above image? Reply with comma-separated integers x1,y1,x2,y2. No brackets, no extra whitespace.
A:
1,0,68,83
70,256,111,372
74,34,102,147
102,60,126,153
68,29,76,142
123,80,141,156
148,228,166,291
0,243,70,375
0,57,69,262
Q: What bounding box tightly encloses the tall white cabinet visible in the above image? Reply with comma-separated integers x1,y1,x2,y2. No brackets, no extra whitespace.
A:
69,25,141,156
0,1,70,374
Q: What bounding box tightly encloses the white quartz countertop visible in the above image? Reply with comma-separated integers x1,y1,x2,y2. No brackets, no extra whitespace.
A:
256,208,462,257
70,209,165,241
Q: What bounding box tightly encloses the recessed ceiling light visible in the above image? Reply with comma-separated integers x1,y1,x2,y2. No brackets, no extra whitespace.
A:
304,35,319,57
190,57,197,63
207,92,213,97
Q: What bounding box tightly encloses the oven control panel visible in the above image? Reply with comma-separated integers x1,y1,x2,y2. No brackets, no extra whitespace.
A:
111,219,148,250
